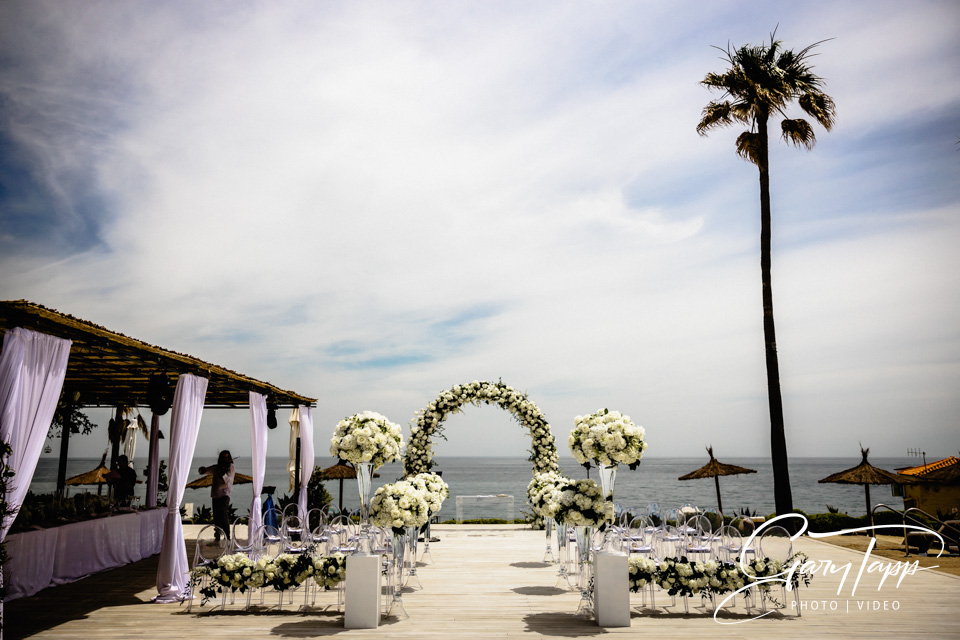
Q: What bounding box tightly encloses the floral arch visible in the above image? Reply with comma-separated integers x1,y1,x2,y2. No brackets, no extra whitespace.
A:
402,380,560,477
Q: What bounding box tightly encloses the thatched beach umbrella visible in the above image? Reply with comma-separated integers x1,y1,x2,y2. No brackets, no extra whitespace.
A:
65,451,111,495
185,471,254,490
678,446,757,516
318,461,380,511
819,446,913,529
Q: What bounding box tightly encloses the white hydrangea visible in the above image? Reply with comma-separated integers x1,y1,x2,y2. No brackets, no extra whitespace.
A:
569,408,647,467
330,411,403,469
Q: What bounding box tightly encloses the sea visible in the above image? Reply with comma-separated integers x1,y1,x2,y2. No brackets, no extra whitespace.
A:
27,455,915,521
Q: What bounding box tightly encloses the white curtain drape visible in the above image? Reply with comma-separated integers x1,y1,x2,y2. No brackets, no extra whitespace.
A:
248,391,267,536
297,405,314,518
287,408,299,493
0,327,72,541
153,374,207,603
122,423,137,461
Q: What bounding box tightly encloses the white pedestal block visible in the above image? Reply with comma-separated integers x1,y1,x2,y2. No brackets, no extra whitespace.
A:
344,554,382,629
594,551,630,627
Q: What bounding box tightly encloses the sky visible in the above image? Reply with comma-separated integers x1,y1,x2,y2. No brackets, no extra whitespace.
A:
1,1,958,466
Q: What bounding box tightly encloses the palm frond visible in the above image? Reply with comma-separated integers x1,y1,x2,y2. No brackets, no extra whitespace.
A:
736,131,762,165
799,92,836,130
696,101,734,134
781,119,816,149
700,32,835,155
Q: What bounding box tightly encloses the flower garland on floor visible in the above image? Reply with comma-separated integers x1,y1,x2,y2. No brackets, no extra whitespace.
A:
551,478,607,527
569,408,647,469
527,471,569,520
628,556,658,591
189,553,347,605
626,553,813,597
369,479,430,535
403,380,560,477
330,411,403,468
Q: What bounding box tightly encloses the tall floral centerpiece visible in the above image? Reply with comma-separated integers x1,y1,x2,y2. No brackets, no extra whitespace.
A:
330,411,403,550
550,477,605,614
569,409,646,550
370,479,429,618
528,471,568,564
409,472,449,562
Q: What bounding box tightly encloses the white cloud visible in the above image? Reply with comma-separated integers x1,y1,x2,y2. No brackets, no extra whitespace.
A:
1,1,958,461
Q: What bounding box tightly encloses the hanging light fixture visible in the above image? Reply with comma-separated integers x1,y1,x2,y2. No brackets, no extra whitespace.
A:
147,372,173,415
267,398,278,429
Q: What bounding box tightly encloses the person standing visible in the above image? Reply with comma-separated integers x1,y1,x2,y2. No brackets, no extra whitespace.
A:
107,454,138,506
199,450,235,540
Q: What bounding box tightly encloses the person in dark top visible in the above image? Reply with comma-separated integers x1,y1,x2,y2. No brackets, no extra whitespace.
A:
199,450,235,540
109,455,138,506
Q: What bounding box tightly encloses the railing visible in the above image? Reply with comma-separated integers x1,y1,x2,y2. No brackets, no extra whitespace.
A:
871,503,960,557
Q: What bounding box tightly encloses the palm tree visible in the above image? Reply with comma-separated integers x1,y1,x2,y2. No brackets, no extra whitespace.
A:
696,32,836,515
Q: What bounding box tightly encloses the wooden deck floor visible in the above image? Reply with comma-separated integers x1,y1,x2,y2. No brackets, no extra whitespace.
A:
6,524,960,639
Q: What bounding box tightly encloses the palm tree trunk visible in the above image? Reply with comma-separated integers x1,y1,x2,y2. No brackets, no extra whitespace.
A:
757,114,794,515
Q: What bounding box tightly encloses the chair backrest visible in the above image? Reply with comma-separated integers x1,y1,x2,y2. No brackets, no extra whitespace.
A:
702,509,724,532
730,514,755,534
282,515,306,552
231,517,252,551
264,507,282,530
283,502,301,520
194,524,229,567
645,502,661,518
718,525,742,561
306,508,325,532
661,508,681,530
321,503,341,519
758,525,792,560
257,523,282,558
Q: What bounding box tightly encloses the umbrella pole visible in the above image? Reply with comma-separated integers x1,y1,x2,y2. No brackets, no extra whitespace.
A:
339,477,344,511
865,484,874,537
714,475,723,517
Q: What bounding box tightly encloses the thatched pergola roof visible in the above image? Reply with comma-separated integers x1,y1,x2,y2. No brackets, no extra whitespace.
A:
0,300,315,409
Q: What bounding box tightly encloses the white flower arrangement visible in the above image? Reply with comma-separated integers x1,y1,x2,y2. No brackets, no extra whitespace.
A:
568,408,647,468
628,556,658,591
527,471,569,519
551,478,606,527
409,472,449,515
713,560,748,594
403,380,560,477
369,479,430,534
740,556,785,591
656,557,715,597
313,554,347,589
330,410,403,469
189,552,346,605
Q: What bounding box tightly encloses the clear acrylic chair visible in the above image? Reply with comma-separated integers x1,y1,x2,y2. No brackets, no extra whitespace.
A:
187,524,229,611
231,517,256,557
756,525,793,613
282,515,307,553
681,514,714,559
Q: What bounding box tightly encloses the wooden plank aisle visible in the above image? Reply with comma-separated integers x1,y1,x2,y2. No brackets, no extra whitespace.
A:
6,524,960,638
